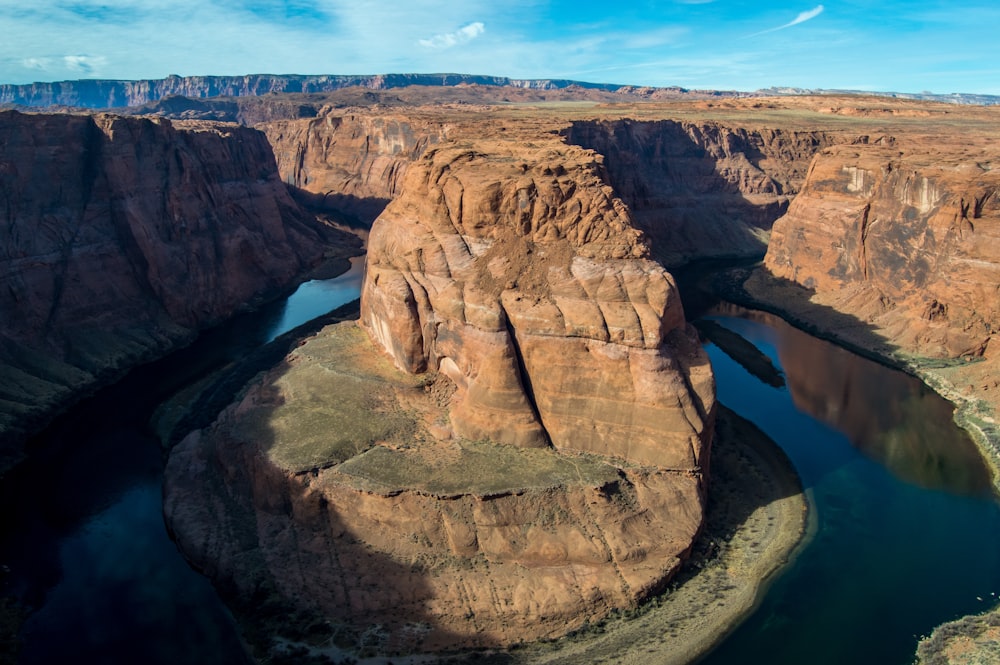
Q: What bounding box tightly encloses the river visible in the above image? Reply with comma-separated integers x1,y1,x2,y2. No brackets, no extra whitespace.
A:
1,257,997,665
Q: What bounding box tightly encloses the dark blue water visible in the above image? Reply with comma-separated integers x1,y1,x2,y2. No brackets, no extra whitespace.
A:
2,256,997,665
0,258,364,665
698,306,1000,665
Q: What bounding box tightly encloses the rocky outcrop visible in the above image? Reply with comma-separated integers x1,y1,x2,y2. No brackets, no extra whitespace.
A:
764,139,1000,359
165,132,714,653
260,114,448,224
0,110,356,463
361,139,714,465
562,120,839,264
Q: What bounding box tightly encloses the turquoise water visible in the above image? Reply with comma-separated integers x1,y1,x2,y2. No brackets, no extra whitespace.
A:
697,307,1000,665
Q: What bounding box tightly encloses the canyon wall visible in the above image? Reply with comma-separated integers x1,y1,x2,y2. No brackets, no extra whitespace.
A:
259,112,840,262
562,120,838,264
260,113,448,224
764,139,1000,359
0,110,356,463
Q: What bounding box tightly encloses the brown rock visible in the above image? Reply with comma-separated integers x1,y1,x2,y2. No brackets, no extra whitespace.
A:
166,129,715,653
0,110,356,460
765,140,1000,358
562,119,842,264
260,113,448,223
360,140,714,466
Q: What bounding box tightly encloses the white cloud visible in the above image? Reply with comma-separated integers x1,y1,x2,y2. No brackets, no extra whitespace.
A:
786,5,825,28
418,22,485,49
21,57,53,71
63,55,108,74
747,4,824,37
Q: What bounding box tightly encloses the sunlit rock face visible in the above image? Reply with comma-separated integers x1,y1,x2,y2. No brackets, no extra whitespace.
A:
0,110,354,459
765,140,1000,359
360,139,714,468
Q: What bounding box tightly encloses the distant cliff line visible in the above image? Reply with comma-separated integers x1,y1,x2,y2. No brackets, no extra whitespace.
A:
0,73,711,109
3,73,998,111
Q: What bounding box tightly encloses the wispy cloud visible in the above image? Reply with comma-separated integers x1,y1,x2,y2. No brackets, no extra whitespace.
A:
418,22,485,49
63,54,108,74
747,5,824,37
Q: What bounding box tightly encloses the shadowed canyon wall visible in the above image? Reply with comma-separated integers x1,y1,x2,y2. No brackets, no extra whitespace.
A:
561,119,839,264
0,110,356,464
260,113,448,224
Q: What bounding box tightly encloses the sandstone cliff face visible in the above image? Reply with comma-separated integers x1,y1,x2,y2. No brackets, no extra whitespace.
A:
260,113,447,224
165,132,714,653
562,119,838,264
0,110,354,459
361,139,714,467
764,139,1000,358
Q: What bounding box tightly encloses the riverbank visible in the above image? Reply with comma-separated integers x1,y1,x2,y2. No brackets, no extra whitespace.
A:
713,265,1000,493
710,264,1000,665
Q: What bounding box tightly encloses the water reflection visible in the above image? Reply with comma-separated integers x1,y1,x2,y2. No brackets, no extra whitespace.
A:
699,304,1000,665
707,303,994,496
264,256,365,342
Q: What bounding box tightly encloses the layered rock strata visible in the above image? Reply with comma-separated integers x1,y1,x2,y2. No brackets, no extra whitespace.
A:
764,139,1000,360
360,140,714,466
165,134,715,653
0,110,355,462
261,114,448,224
261,110,842,265
562,120,839,264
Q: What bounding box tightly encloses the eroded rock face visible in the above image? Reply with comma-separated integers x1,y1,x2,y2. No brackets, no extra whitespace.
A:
166,132,714,653
261,113,448,224
765,139,1000,358
360,140,714,468
0,110,355,459
562,119,839,264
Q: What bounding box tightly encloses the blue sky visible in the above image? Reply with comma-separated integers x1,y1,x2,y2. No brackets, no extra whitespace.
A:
1,1,998,94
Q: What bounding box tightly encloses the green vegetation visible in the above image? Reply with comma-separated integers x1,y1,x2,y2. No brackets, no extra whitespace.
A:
336,439,621,496
247,324,426,473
